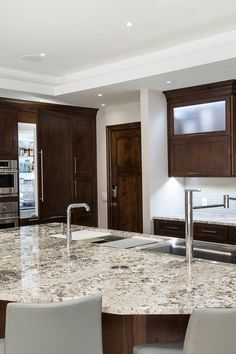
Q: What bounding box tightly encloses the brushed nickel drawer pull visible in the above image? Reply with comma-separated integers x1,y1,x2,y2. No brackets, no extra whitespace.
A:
166,226,179,230
201,229,217,234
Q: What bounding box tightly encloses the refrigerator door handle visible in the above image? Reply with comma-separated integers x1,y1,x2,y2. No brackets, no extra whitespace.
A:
39,149,44,202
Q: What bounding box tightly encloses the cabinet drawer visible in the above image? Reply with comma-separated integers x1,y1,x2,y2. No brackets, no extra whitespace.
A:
229,227,236,244
154,219,185,238
194,223,228,243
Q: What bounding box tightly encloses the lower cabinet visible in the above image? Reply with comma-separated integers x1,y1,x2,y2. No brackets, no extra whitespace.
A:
229,227,236,244
154,219,231,244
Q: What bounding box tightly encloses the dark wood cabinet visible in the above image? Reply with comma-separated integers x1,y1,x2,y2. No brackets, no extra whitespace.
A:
38,110,73,222
71,115,97,227
164,80,236,177
0,108,17,157
0,97,98,227
154,218,231,244
154,219,185,238
194,223,228,243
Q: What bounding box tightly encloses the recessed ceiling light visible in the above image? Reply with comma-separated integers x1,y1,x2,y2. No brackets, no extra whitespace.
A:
98,93,103,97
126,22,133,27
21,54,44,62
166,80,172,84
101,103,106,107
40,53,46,57
39,99,44,102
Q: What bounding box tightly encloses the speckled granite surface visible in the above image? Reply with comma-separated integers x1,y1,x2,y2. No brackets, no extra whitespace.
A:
154,215,236,226
0,223,235,315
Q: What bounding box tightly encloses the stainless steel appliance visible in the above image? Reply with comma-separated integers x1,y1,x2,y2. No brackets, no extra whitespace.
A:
0,201,19,229
0,160,18,196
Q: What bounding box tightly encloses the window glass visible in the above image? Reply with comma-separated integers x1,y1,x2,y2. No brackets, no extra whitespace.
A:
173,101,226,135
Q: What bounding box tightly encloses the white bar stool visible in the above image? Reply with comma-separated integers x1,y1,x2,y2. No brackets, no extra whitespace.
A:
134,308,236,354
0,295,103,354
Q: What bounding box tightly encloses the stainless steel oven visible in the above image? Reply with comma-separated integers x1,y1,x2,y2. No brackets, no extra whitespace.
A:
0,160,18,196
0,201,19,229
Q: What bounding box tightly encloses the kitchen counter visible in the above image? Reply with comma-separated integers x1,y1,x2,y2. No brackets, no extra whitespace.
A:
0,223,235,315
154,215,236,226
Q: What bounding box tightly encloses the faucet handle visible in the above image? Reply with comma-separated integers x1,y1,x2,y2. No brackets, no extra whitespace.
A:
185,189,201,193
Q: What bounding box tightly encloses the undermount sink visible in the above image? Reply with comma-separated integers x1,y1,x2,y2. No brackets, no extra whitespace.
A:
145,239,236,264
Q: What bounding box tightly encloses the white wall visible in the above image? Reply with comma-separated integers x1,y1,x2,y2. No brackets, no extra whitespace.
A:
140,89,185,233
96,102,140,228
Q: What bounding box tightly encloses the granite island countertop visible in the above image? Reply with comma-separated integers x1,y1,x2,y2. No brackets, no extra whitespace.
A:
0,223,235,315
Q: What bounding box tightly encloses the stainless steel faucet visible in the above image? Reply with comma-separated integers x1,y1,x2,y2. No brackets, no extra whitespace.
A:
66,203,90,246
185,189,228,264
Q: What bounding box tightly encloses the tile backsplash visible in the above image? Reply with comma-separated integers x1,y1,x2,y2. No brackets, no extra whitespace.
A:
185,178,236,217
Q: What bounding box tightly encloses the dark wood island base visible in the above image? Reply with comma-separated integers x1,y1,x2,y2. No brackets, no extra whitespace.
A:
102,313,189,354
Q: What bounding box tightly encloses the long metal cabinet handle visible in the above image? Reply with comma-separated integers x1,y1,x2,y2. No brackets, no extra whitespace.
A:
39,149,44,202
74,157,77,174
74,180,77,198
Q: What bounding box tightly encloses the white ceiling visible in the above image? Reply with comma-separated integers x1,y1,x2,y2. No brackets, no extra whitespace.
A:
1,0,236,105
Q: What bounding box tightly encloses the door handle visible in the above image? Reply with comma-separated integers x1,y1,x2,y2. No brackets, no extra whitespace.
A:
39,149,44,202
74,157,77,174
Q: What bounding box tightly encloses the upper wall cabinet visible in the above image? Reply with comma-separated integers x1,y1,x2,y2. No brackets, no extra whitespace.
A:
164,80,236,177
0,108,17,157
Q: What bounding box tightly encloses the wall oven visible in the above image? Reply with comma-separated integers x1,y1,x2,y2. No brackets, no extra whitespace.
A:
0,201,19,229
0,160,18,196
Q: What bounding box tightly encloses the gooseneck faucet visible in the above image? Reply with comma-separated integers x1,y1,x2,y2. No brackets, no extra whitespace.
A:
66,203,90,247
185,189,228,265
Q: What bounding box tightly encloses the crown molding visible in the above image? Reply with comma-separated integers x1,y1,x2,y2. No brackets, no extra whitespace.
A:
0,29,236,97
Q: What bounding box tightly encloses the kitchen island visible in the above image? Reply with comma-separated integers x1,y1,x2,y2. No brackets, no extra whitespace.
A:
0,224,235,354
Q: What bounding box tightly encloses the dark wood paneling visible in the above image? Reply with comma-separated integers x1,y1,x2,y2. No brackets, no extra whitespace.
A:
71,115,97,227
102,313,189,354
0,108,17,156
37,110,72,221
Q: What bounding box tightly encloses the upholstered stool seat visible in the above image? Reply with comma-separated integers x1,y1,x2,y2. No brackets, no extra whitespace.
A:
133,341,183,354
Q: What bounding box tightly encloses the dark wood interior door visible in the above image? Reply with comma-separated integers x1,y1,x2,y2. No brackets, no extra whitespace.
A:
107,123,142,232
38,110,72,222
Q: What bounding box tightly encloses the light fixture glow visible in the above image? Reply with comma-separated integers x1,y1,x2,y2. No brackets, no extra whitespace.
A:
126,22,133,27
166,80,172,84
98,93,103,97
40,53,46,57
101,103,106,107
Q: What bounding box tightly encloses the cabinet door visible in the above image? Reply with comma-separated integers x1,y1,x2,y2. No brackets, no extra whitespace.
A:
0,108,17,156
71,116,97,226
38,110,72,221
169,136,231,176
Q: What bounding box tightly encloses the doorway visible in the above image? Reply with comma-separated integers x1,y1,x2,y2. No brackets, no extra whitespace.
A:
107,122,142,232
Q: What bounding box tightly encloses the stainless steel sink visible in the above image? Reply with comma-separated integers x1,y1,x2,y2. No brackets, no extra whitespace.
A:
145,238,236,264
90,235,125,244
